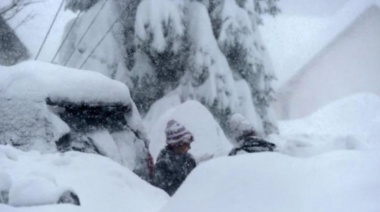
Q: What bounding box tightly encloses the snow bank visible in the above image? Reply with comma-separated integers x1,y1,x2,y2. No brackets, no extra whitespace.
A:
143,95,182,132
0,145,168,211
148,100,232,163
161,150,380,212
274,93,380,156
1,61,131,104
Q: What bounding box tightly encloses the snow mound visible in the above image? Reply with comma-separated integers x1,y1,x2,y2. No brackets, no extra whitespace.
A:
280,93,380,137
274,94,380,155
162,150,380,212
143,95,182,132
0,145,168,211
148,100,232,163
1,61,131,104
366,116,380,147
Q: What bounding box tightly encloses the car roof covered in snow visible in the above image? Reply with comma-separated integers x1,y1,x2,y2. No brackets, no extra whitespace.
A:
0,61,131,105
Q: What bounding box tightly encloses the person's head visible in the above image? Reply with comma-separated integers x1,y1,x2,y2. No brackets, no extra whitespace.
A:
165,119,194,154
229,113,256,146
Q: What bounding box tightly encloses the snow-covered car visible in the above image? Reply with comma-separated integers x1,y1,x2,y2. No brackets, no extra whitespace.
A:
0,61,151,180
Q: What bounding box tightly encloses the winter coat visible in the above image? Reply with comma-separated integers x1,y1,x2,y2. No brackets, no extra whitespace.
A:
229,136,276,156
153,146,196,196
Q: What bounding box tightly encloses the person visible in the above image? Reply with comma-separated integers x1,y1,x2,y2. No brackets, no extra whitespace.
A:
152,120,196,196
228,113,276,156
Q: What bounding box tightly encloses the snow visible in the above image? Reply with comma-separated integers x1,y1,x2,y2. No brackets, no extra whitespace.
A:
274,5,380,119
59,0,129,80
135,0,184,52
0,61,150,176
147,100,232,164
1,73,380,212
261,0,380,89
0,145,168,211
268,93,380,157
0,0,76,61
235,80,264,136
9,175,66,207
87,130,122,163
279,93,380,139
161,150,380,212
143,95,182,131
183,2,238,112
0,171,11,191
1,61,131,104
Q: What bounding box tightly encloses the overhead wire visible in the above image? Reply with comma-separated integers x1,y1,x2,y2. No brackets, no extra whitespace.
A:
35,0,64,60
50,11,83,63
63,0,109,66
78,10,125,69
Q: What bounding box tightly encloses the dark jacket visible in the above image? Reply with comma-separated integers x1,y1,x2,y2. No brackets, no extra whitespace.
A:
153,146,196,196
229,136,276,156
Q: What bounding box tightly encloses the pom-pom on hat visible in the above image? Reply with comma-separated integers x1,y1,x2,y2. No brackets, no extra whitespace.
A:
229,113,255,144
165,120,193,145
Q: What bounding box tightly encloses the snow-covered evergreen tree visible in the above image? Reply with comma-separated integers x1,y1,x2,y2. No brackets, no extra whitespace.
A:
179,1,238,131
59,0,279,135
217,0,278,135
131,0,186,113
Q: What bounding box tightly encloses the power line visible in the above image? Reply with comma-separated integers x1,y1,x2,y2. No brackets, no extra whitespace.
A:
78,11,125,69
51,11,83,63
63,0,108,66
35,0,64,60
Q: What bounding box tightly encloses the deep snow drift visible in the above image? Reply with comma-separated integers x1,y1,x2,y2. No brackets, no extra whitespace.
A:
0,146,168,212
161,150,380,212
270,93,380,157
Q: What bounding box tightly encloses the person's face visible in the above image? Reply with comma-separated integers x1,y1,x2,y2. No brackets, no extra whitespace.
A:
174,142,191,154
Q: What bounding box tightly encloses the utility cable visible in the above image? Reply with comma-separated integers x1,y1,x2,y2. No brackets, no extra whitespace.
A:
63,0,109,66
51,11,83,63
35,0,64,60
78,10,126,69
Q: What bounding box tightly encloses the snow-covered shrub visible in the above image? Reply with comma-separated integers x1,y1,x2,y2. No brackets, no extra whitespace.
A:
0,61,151,180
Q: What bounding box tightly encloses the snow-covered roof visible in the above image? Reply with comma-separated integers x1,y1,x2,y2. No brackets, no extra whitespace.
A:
0,61,132,105
278,3,380,93
261,0,380,89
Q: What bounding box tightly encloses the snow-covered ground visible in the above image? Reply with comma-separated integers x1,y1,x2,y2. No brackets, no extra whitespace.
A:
0,146,168,212
161,150,380,212
1,93,380,211
271,93,380,157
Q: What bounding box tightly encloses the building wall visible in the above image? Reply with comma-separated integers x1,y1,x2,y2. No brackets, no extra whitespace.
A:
276,6,380,120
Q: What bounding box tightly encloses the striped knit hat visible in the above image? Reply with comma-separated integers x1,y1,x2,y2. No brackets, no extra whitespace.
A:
165,120,193,145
